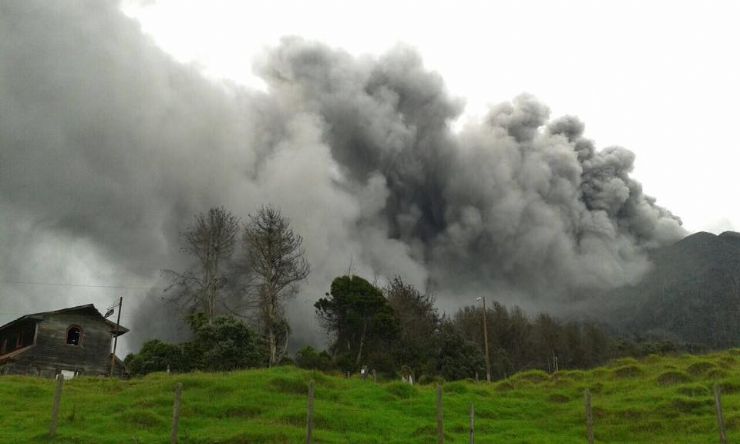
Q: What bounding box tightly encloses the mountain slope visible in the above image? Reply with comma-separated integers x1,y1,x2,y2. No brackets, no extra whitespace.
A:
605,231,740,347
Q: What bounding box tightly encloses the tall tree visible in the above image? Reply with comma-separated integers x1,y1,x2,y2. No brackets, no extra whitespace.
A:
165,207,239,323
385,277,440,379
315,275,399,370
436,320,486,381
243,205,310,367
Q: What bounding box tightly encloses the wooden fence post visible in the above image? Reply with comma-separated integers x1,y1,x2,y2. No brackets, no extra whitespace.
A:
714,384,727,444
171,383,182,444
436,384,444,444
469,403,475,444
49,375,64,437
584,388,594,444
373,369,377,383
306,381,315,444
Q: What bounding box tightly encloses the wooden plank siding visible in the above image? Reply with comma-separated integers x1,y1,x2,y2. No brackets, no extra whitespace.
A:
0,307,127,377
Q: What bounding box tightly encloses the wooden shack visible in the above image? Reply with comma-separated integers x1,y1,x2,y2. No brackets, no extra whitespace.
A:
0,304,128,377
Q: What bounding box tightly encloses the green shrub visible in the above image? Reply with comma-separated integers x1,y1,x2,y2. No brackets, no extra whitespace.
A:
717,380,740,394
675,384,710,397
444,381,468,394
511,370,549,383
656,371,691,386
548,393,571,403
295,346,333,371
417,375,445,386
612,365,643,378
385,382,417,399
705,369,729,379
610,357,639,368
495,380,515,392
118,410,165,428
268,376,308,394
670,397,711,414
686,361,716,376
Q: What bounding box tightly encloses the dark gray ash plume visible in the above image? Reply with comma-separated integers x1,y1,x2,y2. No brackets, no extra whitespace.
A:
0,1,685,352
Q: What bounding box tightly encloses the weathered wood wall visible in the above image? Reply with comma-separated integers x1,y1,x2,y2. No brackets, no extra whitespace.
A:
1,312,120,377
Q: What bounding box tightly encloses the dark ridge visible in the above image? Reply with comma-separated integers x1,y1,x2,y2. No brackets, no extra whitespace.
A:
719,231,740,242
595,230,740,348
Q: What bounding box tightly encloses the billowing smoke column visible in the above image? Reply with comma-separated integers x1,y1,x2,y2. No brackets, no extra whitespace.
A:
0,1,685,351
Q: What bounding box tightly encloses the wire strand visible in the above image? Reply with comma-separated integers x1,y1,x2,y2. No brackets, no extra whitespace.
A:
0,280,161,290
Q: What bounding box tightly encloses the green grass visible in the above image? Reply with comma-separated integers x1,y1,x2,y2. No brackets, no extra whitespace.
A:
1,350,738,443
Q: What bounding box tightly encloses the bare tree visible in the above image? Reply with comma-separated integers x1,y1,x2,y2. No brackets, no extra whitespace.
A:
243,205,309,366
164,207,239,323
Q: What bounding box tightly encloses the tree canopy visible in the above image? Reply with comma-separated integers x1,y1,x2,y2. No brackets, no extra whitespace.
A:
315,275,399,371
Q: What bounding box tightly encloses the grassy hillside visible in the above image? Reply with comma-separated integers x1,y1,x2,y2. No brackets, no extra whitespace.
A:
1,350,738,443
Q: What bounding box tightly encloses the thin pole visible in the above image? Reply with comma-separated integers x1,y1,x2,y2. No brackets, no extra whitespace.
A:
306,381,315,444
469,403,475,444
171,383,182,444
49,375,64,437
714,384,727,444
584,389,594,444
481,297,491,382
110,296,123,377
436,384,444,444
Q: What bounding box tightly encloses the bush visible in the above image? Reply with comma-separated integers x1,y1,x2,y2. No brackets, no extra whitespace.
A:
385,382,418,399
417,375,445,386
656,371,691,386
685,361,716,376
511,370,549,383
125,315,265,376
124,340,189,376
436,322,485,381
612,365,643,378
188,315,265,371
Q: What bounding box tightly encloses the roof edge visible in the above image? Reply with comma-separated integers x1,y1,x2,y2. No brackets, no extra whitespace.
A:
0,304,129,335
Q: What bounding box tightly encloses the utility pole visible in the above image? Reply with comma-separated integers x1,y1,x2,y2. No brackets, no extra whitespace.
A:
109,296,123,377
477,297,492,382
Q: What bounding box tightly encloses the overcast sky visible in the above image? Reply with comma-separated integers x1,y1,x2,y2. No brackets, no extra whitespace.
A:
122,0,740,234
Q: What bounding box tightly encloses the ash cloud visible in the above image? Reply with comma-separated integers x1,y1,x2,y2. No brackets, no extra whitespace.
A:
0,1,685,352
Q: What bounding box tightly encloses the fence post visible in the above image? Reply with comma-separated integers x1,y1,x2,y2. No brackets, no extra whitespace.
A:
373,369,377,383
171,382,182,444
49,375,64,437
436,384,444,444
584,388,594,444
714,384,728,444
306,381,315,444
469,403,475,444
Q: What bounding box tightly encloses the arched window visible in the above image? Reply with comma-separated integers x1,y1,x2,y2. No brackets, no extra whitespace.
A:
66,326,81,345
